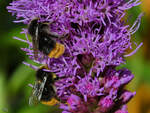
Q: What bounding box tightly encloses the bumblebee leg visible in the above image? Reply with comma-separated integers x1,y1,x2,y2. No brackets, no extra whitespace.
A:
41,98,59,106
54,44,65,58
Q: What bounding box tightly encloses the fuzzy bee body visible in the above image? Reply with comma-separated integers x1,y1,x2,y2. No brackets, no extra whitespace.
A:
29,66,59,106
28,19,66,59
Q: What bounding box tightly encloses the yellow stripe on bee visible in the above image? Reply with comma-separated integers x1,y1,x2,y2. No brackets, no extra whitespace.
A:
48,43,65,58
48,43,59,58
38,80,42,83
52,73,57,79
54,44,65,58
41,98,59,106
39,65,49,70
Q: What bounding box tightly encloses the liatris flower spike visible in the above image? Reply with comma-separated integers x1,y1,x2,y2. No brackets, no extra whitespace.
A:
7,0,143,113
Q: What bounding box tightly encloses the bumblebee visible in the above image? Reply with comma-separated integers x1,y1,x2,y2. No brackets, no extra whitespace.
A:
28,19,68,59
29,66,59,106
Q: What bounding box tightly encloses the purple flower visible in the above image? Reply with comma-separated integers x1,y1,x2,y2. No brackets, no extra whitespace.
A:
7,0,143,113
114,105,128,113
119,90,136,104
7,0,141,25
98,96,114,112
75,75,103,101
57,68,135,113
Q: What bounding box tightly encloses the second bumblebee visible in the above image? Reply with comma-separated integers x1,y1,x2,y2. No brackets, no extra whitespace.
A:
29,66,59,106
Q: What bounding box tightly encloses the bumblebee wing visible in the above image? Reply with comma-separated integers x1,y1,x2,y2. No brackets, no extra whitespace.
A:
32,36,39,60
29,93,39,106
38,76,47,100
29,76,48,106
29,83,39,106
32,27,39,60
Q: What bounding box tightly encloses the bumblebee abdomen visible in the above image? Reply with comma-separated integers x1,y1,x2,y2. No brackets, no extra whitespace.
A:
41,85,55,101
40,84,59,106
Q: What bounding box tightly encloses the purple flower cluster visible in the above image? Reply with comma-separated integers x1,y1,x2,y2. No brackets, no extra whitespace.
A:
7,0,143,113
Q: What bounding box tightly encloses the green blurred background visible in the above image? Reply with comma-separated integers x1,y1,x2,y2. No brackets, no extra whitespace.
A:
0,0,150,113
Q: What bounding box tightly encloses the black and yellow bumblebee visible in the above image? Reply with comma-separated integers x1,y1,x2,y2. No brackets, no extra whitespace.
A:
29,66,59,106
28,18,68,59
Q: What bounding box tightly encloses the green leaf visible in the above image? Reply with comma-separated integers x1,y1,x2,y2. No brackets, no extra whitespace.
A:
7,59,35,95
18,104,62,113
0,70,8,112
